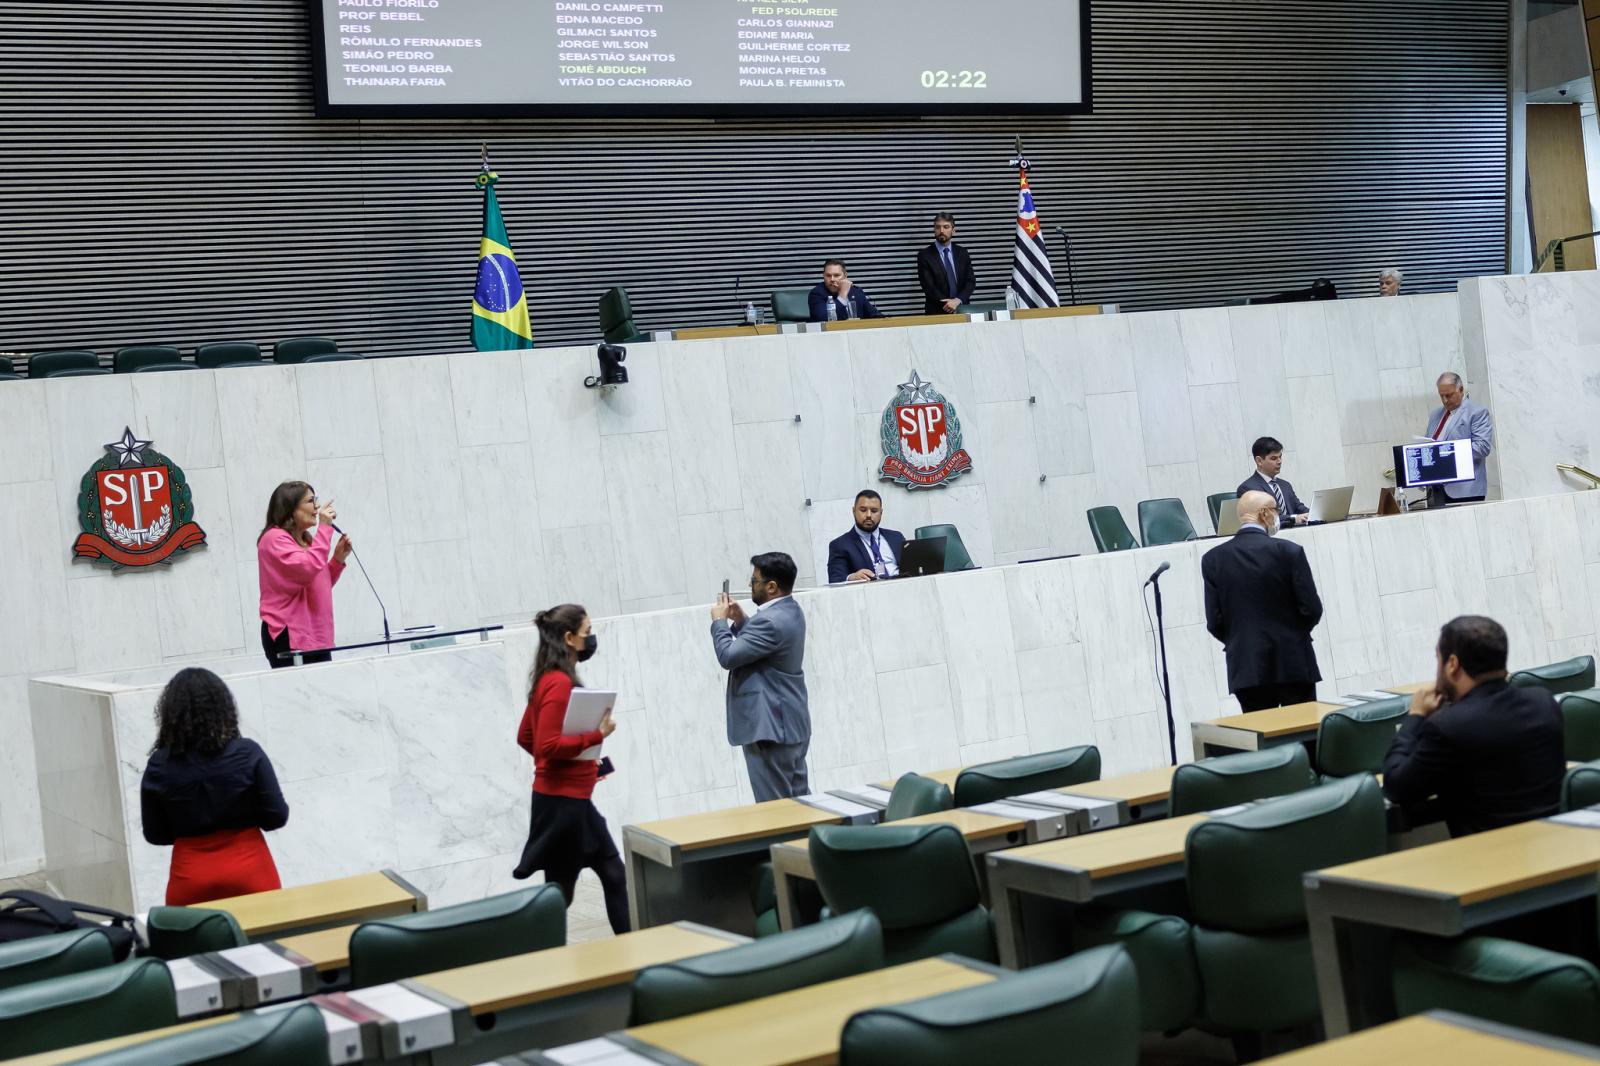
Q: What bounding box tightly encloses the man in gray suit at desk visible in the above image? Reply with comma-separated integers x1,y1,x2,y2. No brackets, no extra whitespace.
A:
710,551,811,802
1422,371,1494,509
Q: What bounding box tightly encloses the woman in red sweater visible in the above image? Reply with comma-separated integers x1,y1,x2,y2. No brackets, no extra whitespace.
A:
513,603,629,933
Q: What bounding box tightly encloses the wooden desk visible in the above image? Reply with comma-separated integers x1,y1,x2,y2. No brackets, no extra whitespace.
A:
1190,683,1423,757
672,324,781,341
1066,765,1177,821
769,807,1068,932
275,923,358,973
1260,1012,1600,1064
822,313,972,332
212,870,424,939
1007,304,1109,320
1305,817,1600,1037
532,957,996,1066
985,813,1210,968
623,798,855,932
0,1019,229,1066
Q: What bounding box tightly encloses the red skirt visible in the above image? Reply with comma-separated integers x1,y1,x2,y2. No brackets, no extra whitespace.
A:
166,826,282,906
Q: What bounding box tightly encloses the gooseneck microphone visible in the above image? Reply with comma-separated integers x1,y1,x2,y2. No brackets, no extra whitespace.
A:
329,522,392,645
1144,560,1170,587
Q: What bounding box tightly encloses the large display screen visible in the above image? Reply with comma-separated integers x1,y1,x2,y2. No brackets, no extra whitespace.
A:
312,0,1090,116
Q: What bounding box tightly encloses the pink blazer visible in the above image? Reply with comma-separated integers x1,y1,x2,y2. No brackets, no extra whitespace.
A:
257,524,345,652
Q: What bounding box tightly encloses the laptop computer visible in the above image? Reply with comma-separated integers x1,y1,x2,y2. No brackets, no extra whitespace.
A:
896,536,948,578
1216,506,1243,536
1311,485,1355,523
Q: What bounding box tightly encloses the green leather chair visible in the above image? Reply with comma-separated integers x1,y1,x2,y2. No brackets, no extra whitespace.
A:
1206,492,1237,534
1137,498,1198,546
348,884,565,988
113,345,183,373
1072,906,1199,1032
272,337,338,364
837,944,1139,1066
1168,746,1316,817
1314,698,1409,780
957,300,1007,315
1558,691,1600,762
913,524,976,571
1561,759,1600,811
195,342,263,369
1087,506,1139,552
770,287,813,323
808,823,996,965
751,774,952,936
74,1001,331,1065
1509,655,1596,695
145,907,246,960
630,909,883,1024
0,928,119,992
954,745,1100,807
885,772,953,821
27,350,100,377
304,352,365,362
1392,934,1600,1046
1185,776,1387,1036
598,286,648,344
133,363,197,373
0,958,177,1057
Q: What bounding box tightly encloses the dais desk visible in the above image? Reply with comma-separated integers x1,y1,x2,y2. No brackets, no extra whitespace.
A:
1190,683,1423,758
211,869,425,940
1305,814,1600,1036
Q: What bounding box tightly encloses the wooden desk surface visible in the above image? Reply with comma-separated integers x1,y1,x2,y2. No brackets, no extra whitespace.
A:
1386,681,1432,696
1009,304,1106,320
275,923,358,971
1067,765,1177,806
416,922,741,1015
1,1018,229,1066
624,957,993,1066
998,813,1209,882
1261,1015,1600,1064
630,799,842,852
822,314,969,332
889,807,1024,840
1202,700,1343,739
673,324,780,341
1314,819,1600,905
211,870,419,937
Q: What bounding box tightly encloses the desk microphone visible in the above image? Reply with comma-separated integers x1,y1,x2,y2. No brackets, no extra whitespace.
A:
329,522,392,645
1144,561,1170,587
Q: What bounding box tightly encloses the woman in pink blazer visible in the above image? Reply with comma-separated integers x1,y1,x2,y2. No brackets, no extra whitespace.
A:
257,481,352,668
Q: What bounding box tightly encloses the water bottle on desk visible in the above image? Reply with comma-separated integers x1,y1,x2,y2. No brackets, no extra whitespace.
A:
744,301,758,326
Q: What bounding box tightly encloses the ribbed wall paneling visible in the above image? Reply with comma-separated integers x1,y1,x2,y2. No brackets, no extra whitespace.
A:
0,1,1508,361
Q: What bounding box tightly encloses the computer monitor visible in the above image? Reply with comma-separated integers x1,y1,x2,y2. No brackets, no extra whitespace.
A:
1393,439,1475,489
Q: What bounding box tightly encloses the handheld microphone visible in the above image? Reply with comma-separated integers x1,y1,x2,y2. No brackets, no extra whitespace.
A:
329,522,392,645
1144,561,1170,587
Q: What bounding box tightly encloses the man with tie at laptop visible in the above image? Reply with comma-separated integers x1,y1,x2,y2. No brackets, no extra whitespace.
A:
1237,436,1310,527
827,490,905,583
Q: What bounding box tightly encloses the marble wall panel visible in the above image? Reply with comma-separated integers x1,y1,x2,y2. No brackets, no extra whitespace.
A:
0,381,52,486
1073,314,1138,396
458,443,548,622
1016,642,1097,754
449,351,530,448
601,431,687,602
1574,491,1600,564
541,525,622,619
1379,589,1448,681
372,357,467,546
798,588,887,773
524,348,611,532
1282,373,1346,501
1178,308,1238,386
1279,304,1334,378
394,540,483,632
1129,312,1198,467
680,511,758,606
1302,520,1388,679
298,358,383,461
264,768,397,903
1490,343,1595,501
1524,495,1597,641
45,373,138,571
907,326,981,432
1475,502,1537,578
1093,712,1171,777
723,335,795,425
1368,296,1423,370
67,573,165,672
593,342,668,436
1145,463,1208,547
789,333,865,503
874,665,962,777
1085,392,1152,532
936,569,1026,746
1411,292,1464,374
0,480,75,677
1324,302,1387,447
130,369,223,470
972,320,1030,403
1572,273,1600,347
848,329,915,414
1486,572,1551,670
733,420,814,585
1004,560,1080,652
660,341,740,518
1072,549,1160,722
974,401,1047,556
154,466,244,660
257,662,388,783
0,680,42,874
1189,384,1249,501
1527,273,1581,349
634,610,738,797
1024,328,1093,479
1227,307,1293,454
1040,473,1101,559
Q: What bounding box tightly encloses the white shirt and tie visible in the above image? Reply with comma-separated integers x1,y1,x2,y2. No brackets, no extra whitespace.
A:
855,528,899,578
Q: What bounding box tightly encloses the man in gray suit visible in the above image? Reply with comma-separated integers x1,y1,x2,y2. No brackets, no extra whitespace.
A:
1421,372,1494,509
710,552,811,802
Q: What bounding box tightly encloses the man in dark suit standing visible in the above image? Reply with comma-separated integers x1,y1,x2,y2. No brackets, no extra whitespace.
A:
826,490,906,583
1202,490,1323,711
915,212,976,315
710,552,811,802
1236,436,1310,527
808,259,885,322
1383,616,1564,837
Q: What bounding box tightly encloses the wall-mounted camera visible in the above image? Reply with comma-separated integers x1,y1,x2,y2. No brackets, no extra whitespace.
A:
584,343,628,388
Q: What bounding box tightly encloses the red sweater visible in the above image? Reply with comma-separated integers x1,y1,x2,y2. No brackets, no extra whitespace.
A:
517,671,606,798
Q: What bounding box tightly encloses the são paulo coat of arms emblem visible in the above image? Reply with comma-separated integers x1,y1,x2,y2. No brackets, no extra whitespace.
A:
72,427,207,568
878,370,974,489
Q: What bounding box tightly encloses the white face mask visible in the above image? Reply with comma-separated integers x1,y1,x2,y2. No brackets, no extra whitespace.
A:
1267,515,1280,536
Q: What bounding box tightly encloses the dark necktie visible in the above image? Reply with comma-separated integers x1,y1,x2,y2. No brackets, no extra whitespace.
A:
1268,479,1287,515
867,534,887,577
941,246,958,298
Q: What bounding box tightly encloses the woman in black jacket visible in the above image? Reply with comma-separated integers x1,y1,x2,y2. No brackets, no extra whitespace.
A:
140,668,289,905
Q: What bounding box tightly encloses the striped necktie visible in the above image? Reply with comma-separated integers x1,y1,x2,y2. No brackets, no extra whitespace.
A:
1267,479,1287,514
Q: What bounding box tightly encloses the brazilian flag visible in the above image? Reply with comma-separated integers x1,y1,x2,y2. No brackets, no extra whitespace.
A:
471,171,534,351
